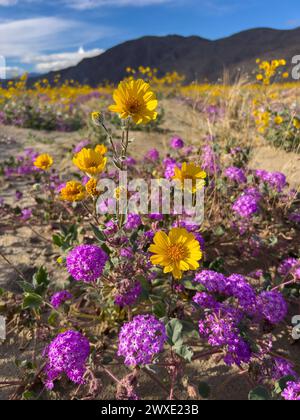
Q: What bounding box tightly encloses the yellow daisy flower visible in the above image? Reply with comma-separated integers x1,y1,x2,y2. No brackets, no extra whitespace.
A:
91,112,104,126
60,181,86,202
85,178,99,197
34,153,53,171
109,79,158,125
172,162,207,193
73,148,107,177
149,228,203,280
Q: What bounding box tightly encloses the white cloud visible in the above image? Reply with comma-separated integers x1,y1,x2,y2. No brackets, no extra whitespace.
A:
0,0,18,5
22,47,104,72
0,17,111,58
66,0,173,9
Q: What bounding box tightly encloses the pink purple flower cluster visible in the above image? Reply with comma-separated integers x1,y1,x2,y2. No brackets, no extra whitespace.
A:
115,281,142,308
225,166,247,183
198,311,252,366
43,330,90,390
278,258,300,280
163,157,179,179
66,244,108,283
256,291,288,325
232,193,259,218
125,214,142,230
256,170,287,192
282,381,300,400
118,315,167,366
50,290,72,309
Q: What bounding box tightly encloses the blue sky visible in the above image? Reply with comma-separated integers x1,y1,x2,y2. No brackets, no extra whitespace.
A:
1,0,300,77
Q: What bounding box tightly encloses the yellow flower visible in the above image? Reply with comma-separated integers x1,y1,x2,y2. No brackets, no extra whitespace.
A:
149,228,203,280
94,144,107,155
73,148,107,177
274,116,283,125
60,181,86,202
293,117,300,130
282,72,289,79
109,79,158,124
86,178,99,197
256,74,263,81
34,154,53,171
172,162,207,193
91,112,104,126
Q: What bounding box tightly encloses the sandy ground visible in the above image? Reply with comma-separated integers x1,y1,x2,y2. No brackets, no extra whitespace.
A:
0,99,300,400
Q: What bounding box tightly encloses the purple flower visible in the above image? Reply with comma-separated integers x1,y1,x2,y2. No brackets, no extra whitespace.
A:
170,137,184,149
149,213,164,221
282,381,300,400
125,214,142,230
145,148,160,161
193,292,218,309
115,281,142,308
198,313,251,366
278,258,300,279
20,208,32,221
66,245,108,283
271,358,297,381
194,270,228,294
257,291,288,325
120,247,134,259
201,144,220,175
232,194,259,218
118,315,167,366
226,274,257,313
15,190,23,201
125,156,137,166
43,330,90,390
104,220,118,235
256,170,287,192
73,139,90,154
225,167,247,183
50,291,72,309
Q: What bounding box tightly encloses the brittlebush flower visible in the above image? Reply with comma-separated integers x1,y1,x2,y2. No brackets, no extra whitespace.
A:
293,117,300,130
91,112,104,126
73,147,107,177
34,154,53,171
109,79,158,124
60,181,86,202
172,162,207,193
86,178,99,197
274,116,283,125
94,144,107,155
149,228,203,280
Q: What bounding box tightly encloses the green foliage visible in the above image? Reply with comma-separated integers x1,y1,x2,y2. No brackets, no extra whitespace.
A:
248,386,271,400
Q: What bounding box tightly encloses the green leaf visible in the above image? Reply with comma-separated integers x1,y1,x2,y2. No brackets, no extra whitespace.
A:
274,375,295,395
153,301,166,318
90,224,106,243
32,267,49,295
0,288,4,297
166,318,183,346
52,234,63,247
48,312,59,327
248,386,271,401
174,344,193,362
198,382,211,399
18,281,36,293
22,293,43,310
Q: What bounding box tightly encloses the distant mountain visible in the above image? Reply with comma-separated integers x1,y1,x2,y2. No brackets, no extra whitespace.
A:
29,28,300,85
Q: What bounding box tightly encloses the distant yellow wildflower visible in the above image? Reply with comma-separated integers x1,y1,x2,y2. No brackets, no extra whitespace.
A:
109,79,158,125
293,117,300,130
274,116,283,125
34,154,53,171
73,147,107,177
149,228,203,280
60,181,86,202
172,162,207,193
